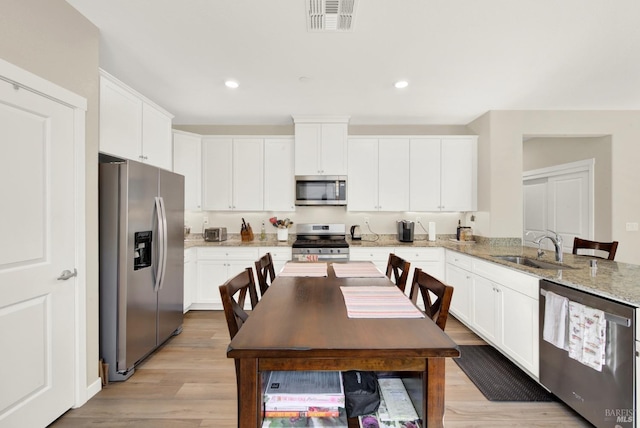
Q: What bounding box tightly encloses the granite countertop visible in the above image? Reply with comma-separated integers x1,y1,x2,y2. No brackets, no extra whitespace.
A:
184,233,295,249
184,233,640,308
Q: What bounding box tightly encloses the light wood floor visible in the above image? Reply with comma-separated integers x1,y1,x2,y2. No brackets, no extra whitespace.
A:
50,311,591,427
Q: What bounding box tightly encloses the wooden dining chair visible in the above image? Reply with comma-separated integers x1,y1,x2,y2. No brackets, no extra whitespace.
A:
385,253,411,292
254,252,276,297
572,237,619,261
408,268,454,331
218,267,259,421
219,267,259,341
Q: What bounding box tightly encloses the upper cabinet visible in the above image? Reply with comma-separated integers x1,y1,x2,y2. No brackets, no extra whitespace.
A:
348,137,410,211
410,136,477,212
201,137,264,211
264,138,295,211
173,130,202,211
293,116,349,175
99,70,174,170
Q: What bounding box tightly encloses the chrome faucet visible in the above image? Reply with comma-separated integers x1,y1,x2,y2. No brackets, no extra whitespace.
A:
534,230,563,263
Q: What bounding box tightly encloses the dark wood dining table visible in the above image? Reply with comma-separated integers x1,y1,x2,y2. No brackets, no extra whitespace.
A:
227,262,460,427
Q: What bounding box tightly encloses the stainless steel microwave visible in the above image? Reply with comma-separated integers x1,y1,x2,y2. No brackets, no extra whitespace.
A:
295,175,347,206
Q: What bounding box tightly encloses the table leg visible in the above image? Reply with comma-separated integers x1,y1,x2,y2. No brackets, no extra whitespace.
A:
425,358,446,428
237,358,259,428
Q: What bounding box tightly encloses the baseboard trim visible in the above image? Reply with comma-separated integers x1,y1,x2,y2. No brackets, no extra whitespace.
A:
83,378,102,405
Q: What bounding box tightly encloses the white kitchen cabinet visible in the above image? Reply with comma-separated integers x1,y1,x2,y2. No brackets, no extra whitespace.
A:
410,136,477,212
394,247,444,299
471,274,500,343
183,247,196,312
99,70,173,170
445,251,474,324
173,130,202,211
293,117,349,175
201,137,263,211
348,247,392,274
192,247,259,310
141,102,173,169
447,252,539,377
202,137,232,210
258,247,292,275
347,138,410,211
264,138,295,211
233,139,264,210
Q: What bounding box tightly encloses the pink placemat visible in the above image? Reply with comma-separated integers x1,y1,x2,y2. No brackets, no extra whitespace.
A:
332,262,386,278
340,286,424,318
278,262,328,277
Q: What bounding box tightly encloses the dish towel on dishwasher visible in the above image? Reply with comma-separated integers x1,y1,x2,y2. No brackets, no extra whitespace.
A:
568,301,607,371
542,291,569,349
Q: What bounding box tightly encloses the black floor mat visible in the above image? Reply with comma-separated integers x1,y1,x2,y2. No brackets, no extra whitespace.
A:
454,345,556,402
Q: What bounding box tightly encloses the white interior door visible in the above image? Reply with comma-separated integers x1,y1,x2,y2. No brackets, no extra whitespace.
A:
523,160,593,253
0,78,77,426
548,170,590,253
523,178,548,245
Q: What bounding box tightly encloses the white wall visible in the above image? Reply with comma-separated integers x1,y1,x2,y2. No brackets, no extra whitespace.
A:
0,0,100,390
469,110,640,264
523,136,612,241
186,207,464,239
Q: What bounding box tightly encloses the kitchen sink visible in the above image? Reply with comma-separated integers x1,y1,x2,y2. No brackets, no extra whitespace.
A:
492,255,574,270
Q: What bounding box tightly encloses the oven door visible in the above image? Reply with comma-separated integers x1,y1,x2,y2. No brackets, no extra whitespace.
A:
295,175,346,206
292,248,349,262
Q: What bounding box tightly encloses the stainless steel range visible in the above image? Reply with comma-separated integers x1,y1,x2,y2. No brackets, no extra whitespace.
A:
292,224,349,262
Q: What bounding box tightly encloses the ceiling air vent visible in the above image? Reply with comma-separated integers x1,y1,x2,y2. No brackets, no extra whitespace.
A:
307,0,358,32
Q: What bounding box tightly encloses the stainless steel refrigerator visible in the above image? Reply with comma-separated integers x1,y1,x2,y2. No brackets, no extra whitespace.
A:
99,157,184,381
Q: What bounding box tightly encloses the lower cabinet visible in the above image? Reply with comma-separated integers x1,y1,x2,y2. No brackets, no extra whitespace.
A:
187,246,292,311
349,247,444,302
446,250,540,378
192,247,260,310
184,247,196,312
445,252,474,324
349,247,392,275
394,248,444,300
258,247,292,276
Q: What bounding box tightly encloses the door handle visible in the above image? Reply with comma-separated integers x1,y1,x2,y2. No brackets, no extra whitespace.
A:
57,268,77,280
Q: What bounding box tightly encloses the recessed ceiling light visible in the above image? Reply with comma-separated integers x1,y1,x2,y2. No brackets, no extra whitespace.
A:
225,80,239,89
394,80,409,89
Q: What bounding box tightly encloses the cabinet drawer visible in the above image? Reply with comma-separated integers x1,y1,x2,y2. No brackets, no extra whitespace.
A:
259,247,292,261
350,247,393,261
197,247,259,261
395,247,443,262
472,258,539,299
445,250,473,270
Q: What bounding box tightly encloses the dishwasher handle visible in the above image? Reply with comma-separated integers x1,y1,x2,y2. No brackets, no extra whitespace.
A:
540,288,631,327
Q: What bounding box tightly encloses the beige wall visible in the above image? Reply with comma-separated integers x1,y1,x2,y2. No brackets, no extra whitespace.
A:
0,0,100,389
523,136,613,241
469,111,640,264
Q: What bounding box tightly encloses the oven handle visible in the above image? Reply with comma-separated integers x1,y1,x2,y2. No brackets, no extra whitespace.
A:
540,288,631,327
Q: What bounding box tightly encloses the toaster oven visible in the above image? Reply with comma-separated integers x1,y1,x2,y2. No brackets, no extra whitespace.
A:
204,227,227,242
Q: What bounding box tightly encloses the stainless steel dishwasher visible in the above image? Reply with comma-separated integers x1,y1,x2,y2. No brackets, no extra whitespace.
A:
539,279,635,428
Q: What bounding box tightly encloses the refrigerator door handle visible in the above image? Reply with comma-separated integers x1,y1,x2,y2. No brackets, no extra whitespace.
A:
154,196,166,292
158,196,168,290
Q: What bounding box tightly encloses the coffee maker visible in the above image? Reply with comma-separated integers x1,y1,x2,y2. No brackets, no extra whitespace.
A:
397,220,415,242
